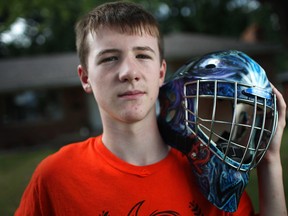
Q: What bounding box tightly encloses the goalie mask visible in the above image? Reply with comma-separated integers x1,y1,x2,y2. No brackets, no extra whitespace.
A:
158,50,278,212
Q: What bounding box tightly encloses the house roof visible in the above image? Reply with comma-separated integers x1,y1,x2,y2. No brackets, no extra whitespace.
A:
164,32,281,60
0,53,80,93
277,71,288,83
0,33,281,93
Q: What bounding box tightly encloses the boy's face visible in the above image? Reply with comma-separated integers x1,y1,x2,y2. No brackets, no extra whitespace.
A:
78,27,166,123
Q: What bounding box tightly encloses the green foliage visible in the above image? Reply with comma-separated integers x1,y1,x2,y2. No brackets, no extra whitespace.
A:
0,0,86,57
0,0,280,58
139,0,279,41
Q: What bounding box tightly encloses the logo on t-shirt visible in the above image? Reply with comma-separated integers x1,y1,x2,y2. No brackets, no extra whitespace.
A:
100,200,204,215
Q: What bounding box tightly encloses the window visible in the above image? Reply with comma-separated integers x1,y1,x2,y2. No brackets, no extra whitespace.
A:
1,90,63,125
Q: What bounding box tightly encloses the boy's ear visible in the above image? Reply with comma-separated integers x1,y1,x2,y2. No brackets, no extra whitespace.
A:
159,59,167,86
77,65,92,93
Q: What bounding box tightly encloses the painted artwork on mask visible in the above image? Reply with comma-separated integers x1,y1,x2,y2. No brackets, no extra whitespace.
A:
158,50,278,212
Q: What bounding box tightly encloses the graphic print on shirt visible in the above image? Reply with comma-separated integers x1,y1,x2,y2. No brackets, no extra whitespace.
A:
99,200,179,215
99,200,205,215
189,201,204,216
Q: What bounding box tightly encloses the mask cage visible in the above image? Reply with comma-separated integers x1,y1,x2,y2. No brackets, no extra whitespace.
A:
183,80,278,171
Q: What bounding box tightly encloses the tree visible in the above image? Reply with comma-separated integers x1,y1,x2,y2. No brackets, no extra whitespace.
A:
0,0,107,57
0,0,283,59
258,0,288,71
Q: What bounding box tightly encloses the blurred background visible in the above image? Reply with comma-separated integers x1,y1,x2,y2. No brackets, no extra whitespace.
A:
0,0,287,215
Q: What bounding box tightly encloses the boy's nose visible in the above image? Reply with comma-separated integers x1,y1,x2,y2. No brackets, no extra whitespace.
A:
118,58,140,82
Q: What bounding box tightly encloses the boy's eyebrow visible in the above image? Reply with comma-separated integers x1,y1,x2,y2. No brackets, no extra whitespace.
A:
97,49,120,57
133,46,156,54
96,46,156,57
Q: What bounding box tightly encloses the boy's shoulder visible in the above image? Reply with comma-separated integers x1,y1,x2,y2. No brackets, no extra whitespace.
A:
34,136,100,179
51,136,97,159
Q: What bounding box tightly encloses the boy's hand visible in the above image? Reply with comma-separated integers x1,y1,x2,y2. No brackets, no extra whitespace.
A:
261,84,286,164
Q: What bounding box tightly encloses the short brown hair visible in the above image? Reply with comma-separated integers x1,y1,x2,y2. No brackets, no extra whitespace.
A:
75,1,164,71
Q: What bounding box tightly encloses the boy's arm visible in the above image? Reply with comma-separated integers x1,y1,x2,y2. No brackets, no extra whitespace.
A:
257,84,287,216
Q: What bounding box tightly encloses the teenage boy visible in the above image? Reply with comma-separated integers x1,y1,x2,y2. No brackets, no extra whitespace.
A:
15,2,287,215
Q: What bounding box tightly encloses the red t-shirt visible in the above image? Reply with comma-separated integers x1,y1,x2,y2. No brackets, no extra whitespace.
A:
15,135,255,215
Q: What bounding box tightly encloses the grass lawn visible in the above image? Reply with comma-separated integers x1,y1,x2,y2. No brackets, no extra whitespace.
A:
0,129,287,216
0,146,57,216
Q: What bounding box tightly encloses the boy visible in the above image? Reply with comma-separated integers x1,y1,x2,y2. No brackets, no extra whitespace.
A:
15,2,287,215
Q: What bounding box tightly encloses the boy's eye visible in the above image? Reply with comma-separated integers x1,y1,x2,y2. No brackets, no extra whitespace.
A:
136,54,151,59
99,56,118,64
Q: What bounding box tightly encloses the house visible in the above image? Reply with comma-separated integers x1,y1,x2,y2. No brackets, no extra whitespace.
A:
0,33,282,148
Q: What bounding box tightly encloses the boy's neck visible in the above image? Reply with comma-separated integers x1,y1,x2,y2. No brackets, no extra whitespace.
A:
101,116,169,166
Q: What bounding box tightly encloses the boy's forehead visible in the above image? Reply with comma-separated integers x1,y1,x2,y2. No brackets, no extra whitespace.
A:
87,27,159,49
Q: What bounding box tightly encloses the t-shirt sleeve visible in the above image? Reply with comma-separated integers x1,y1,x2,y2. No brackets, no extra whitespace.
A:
14,166,43,216
233,190,256,216
14,156,55,216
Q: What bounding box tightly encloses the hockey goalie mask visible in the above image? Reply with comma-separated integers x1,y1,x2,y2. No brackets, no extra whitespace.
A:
158,50,278,212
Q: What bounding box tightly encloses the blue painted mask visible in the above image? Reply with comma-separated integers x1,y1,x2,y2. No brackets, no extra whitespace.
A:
158,50,278,212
